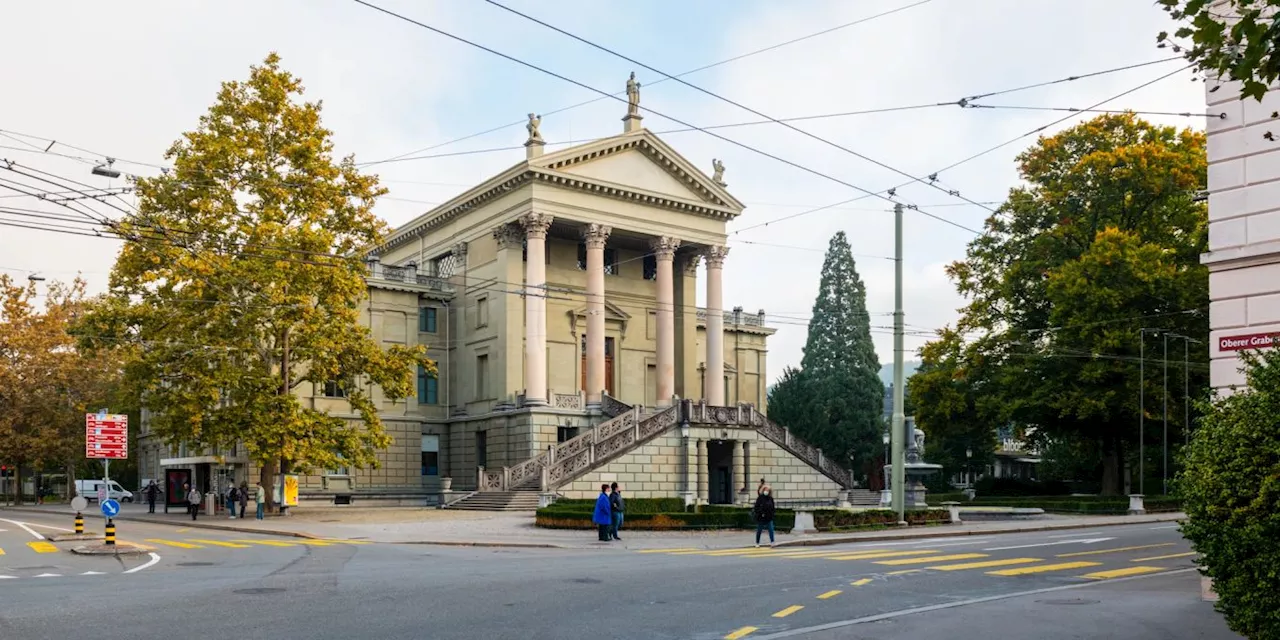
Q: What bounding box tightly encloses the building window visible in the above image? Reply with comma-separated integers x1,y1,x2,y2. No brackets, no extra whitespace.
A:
327,454,350,477
558,426,580,443
322,379,347,398
643,255,657,281
576,242,587,270
421,435,439,476
417,365,438,405
476,354,489,400
419,307,437,333
476,431,487,468
605,248,618,275
476,297,488,328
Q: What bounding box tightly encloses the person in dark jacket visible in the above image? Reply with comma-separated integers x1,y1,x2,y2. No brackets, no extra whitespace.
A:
592,484,613,541
144,480,159,514
753,484,776,547
609,482,625,541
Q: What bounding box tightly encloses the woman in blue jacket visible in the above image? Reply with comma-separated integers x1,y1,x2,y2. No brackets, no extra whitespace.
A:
593,484,613,541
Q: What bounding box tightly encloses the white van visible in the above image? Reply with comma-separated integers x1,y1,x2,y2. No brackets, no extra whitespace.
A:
74,479,134,503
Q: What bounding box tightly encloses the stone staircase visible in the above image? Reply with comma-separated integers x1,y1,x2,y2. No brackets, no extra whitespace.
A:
847,489,882,507
446,490,541,511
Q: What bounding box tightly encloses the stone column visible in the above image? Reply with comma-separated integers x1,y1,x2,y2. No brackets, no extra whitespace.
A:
521,213,553,405
696,438,708,504
583,223,611,407
733,440,746,505
651,236,680,406
704,246,728,405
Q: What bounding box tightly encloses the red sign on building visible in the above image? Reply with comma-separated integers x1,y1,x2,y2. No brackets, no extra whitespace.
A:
1218,332,1278,352
85,413,128,459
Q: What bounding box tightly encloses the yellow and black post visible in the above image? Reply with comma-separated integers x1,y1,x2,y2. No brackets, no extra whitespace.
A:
104,519,116,546
74,512,84,535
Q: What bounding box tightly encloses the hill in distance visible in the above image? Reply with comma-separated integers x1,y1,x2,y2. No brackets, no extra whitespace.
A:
878,360,920,386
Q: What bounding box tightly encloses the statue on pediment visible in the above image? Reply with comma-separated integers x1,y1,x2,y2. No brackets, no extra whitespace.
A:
711,158,726,187
526,113,544,144
626,72,641,117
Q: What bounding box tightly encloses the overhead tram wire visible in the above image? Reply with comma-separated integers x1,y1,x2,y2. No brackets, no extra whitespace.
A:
349,1,981,235
358,0,935,167
962,104,1224,119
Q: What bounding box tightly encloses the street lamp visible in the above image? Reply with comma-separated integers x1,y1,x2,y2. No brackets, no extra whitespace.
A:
966,448,973,486
882,432,890,491
92,158,121,179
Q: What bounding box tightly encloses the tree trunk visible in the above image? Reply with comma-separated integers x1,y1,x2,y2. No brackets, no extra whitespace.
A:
259,458,277,513
14,463,22,505
66,461,76,501
1099,436,1123,496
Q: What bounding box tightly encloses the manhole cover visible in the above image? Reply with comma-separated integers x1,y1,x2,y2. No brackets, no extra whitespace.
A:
1037,598,1100,606
234,588,286,595
176,562,216,567
571,578,603,584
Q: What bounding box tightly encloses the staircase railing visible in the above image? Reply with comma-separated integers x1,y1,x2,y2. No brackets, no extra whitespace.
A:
687,401,854,489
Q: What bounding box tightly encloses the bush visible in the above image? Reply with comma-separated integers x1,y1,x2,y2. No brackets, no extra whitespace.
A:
812,508,950,531
1178,350,1280,640
534,502,795,530
925,494,1183,515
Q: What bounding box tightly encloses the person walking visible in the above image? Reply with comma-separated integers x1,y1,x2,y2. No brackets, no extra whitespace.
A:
592,484,613,542
185,484,202,521
609,482,626,541
144,480,159,514
226,485,239,519
238,482,249,519
254,482,266,520
753,484,776,547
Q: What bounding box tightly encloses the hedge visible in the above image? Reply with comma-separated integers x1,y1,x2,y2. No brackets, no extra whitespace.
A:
812,508,950,531
926,495,1182,514
535,506,796,530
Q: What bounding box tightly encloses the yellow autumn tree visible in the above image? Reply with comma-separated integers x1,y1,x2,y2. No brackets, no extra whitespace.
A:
76,54,433,508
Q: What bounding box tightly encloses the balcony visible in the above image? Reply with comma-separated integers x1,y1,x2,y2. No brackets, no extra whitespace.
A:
366,260,455,297
696,306,766,327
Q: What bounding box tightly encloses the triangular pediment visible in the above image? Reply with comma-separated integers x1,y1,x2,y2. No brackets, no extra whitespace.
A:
568,300,631,323
533,130,744,211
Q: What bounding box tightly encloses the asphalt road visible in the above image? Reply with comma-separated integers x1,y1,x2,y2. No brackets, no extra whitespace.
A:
0,515,1240,640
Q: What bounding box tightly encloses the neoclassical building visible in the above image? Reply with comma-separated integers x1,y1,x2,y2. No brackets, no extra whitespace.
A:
138,80,864,509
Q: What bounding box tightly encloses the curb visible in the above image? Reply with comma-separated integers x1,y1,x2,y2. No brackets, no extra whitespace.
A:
393,540,567,549
70,544,150,556
0,506,321,540
773,514,1185,548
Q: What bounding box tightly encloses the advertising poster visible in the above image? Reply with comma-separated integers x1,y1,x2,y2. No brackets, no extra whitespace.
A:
283,474,299,507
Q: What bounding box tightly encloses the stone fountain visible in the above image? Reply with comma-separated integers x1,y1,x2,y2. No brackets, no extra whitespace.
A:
882,416,943,509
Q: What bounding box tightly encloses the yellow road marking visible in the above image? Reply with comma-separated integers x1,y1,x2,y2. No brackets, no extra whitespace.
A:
929,558,1042,571
828,550,941,561
850,578,873,586
116,540,157,550
772,605,804,618
1081,566,1167,580
1057,543,1176,558
323,539,371,545
145,539,203,549
27,541,58,553
1132,552,1196,562
637,548,699,553
293,540,335,546
816,589,842,600
988,561,1102,576
188,539,252,548
748,548,887,558
0,547,5,555
672,548,768,556
725,626,758,639
176,528,191,533
874,553,987,566
232,539,297,547
886,569,921,575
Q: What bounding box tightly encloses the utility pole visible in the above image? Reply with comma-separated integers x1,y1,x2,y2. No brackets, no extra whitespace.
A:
891,203,906,525
1137,327,1159,496
1163,332,1169,496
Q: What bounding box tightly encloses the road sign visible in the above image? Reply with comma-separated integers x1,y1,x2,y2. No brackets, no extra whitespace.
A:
100,499,120,518
71,496,88,511
85,413,128,459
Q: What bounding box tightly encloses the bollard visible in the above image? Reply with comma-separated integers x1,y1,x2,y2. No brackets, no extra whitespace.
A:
104,519,116,546
74,512,84,535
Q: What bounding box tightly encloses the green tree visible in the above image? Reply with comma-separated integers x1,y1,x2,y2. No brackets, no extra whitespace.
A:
944,113,1209,495
907,328,998,484
1179,348,1280,640
1158,0,1280,101
768,232,884,476
76,54,432,508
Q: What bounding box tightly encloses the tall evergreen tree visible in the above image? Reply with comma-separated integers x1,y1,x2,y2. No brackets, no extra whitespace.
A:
768,232,884,475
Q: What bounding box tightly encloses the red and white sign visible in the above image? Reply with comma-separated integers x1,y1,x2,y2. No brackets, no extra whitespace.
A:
85,413,128,459
1219,332,1278,352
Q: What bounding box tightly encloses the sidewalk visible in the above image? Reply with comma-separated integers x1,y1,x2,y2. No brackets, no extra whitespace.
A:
1,502,1185,550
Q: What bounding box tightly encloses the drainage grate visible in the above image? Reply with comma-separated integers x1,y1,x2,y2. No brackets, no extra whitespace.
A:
234,587,286,595
1037,598,1100,606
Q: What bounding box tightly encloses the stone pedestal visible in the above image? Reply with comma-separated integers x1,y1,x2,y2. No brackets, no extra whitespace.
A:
538,493,557,509
837,490,851,509
879,489,892,508
680,491,695,508
941,501,962,523
1128,494,1146,515
792,510,817,534
905,478,929,509
1201,576,1219,602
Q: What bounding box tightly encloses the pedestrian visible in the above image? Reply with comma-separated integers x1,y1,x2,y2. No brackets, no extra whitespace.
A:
226,485,239,519
238,482,249,519
255,482,266,520
592,483,613,542
185,484,202,521
145,480,159,514
609,482,625,541
753,484,776,547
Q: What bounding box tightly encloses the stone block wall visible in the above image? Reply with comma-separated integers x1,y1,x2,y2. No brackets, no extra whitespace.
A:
560,430,685,499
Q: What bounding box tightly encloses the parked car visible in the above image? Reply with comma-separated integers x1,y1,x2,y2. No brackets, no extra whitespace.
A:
74,479,134,503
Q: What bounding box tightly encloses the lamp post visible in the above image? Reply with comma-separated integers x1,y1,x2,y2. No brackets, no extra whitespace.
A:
1137,328,1161,496
882,432,890,492
966,447,973,487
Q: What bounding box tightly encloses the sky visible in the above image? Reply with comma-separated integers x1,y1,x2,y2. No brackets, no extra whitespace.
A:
0,0,1207,385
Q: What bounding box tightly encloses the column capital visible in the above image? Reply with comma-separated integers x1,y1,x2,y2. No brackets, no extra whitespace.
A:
582,223,612,249
680,252,702,276
704,245,730,269
452,241,469,258
520,212,554,239
493,224,523,250
649,236,681,260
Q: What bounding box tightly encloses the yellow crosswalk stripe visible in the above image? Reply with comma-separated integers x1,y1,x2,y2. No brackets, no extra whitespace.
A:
929,558,1042,571
829,550,940,561
850,578,873,586
987,561,1102,576
1081,566,1167,580
671,548,764,556
1132,552,1196,562
1057,543,1176,558
188,539,252,548
874,553,987,566
637,548,699,553
885,569,921,575
232,539,297,547
816,590,842,600
145,539,204,549
0,547,5,555
725,626,758,639
27,541,58,553
772,605,804,618
744,549,893,560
